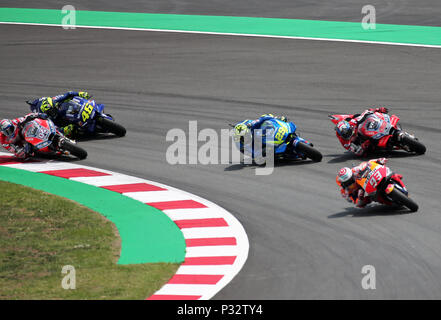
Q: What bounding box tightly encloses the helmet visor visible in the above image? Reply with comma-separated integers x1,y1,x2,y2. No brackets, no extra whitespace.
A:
338,127,352,140
341,178,355,188
1,123,14,137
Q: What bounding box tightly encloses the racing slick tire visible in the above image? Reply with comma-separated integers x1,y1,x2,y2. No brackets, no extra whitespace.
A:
388,188,419,212
97,117,127,137
61,140,88,160
296,142,323,162
401,134,426,155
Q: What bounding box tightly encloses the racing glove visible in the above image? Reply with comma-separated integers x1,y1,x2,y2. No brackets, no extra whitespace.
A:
62,124,76,138
15,147,26,159
376,157,388,165
78,91,91,99
350,143,364,156
15,143,33,159
355,189,369,208
340,188,353,203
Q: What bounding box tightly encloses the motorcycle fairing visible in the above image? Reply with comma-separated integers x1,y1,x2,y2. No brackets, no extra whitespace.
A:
22,119,56,150
358,113,392,140
356,162,389,195
233,118,309,159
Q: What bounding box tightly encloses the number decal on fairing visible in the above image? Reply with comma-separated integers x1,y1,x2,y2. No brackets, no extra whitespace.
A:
36,126,50,140
81,103,94,122
275,127,288,142
369,170,383,188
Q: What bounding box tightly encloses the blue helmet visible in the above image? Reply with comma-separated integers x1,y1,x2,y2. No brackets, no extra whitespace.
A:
336,121,354,140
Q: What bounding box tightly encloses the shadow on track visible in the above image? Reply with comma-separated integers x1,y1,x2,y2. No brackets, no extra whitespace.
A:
327,150,423,164
34,153,84,163
74,134,121,142
328,204,413,218
224,159,317,171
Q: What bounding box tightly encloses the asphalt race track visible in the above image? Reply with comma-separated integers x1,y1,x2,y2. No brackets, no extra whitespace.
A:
1,1,441,299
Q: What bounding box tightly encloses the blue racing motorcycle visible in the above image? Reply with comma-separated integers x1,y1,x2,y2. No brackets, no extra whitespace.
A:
233,117,322,162
28,96,126,137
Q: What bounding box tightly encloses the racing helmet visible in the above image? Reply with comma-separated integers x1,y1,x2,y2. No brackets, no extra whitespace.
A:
0,119,15,137
336,120,354,140
337,167,356,189
233,123,249,142
40,97,58,118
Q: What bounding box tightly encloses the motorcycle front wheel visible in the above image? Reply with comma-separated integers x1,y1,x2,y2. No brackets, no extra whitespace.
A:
388,188,419,212
400,134,426,154
61,140,88,160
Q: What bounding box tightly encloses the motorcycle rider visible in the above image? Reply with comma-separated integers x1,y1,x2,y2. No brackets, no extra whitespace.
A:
27,91,91,138
234,113,288,139
334,106,389,156
336,157,388,208
0,113,47,159
233,114,289,161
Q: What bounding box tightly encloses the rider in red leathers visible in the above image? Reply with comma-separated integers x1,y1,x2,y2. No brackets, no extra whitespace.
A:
0,113,45,159
334,107,389,156
336,157,389,208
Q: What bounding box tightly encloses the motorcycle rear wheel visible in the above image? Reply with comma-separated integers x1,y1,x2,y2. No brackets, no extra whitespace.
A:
97,117,126,137
388,188,419,212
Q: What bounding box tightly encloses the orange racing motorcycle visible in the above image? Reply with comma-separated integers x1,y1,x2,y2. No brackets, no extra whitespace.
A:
354,161,418,212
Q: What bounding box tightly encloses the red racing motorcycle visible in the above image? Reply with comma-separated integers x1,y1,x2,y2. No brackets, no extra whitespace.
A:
329,112,426,155
21,118,87,160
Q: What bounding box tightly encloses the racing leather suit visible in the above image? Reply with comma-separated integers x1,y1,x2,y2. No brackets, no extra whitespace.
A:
28,91,90,137
0,113,45,159
337,157,388,208
336,107,389,156
247,114,287,131
241,114,288,159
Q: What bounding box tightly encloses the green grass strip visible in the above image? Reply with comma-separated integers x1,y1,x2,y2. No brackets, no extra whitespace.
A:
1,8,441,46
0,181,179,299
0,165,185,265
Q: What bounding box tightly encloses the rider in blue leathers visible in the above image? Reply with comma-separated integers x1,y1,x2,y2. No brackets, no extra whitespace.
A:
234,114,288,136
27,91,91,138
233,114,288,159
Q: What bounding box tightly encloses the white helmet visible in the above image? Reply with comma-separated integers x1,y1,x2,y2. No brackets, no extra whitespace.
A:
0,119,15,137
337,167,355,188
